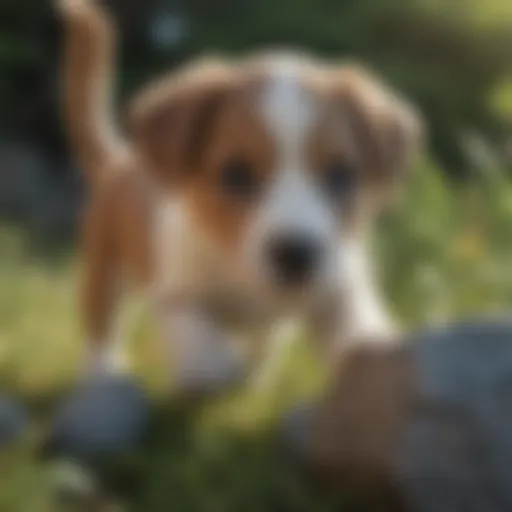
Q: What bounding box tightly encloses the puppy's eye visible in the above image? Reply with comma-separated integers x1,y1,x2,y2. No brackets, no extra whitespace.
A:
219,158,258,200
322,159,358,199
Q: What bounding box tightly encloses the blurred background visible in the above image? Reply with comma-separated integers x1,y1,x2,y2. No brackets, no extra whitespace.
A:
0,0,511,510
0,0,511,234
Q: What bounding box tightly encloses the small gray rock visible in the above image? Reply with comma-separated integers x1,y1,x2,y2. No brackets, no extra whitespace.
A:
49,376,150,461
0,396,27,445
281,402,318,462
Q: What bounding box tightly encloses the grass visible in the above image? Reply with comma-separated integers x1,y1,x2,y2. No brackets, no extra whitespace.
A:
1,162,512,511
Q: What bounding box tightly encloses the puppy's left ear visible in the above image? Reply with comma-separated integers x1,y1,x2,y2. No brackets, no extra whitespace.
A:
333,65,424,189
126,59,238,188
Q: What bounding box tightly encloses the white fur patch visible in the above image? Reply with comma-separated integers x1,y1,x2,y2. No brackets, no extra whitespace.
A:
336,239,395,341
157,306,244,392
243,58,339,291
260,59,316,166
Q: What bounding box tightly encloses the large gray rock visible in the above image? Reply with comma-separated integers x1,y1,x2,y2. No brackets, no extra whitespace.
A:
285,317,512,511
397,319,512,512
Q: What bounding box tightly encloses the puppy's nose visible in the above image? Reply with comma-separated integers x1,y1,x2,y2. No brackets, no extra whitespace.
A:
268,235,322,285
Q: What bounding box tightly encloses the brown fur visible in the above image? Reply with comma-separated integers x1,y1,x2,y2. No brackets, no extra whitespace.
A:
329,65,424,208
127,59,241,188
58,0,152,349
80,164,153,348
58,0,125,184
181,89,276,251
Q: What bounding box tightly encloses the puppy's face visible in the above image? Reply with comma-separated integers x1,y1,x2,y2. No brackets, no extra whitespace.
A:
130,54,422,299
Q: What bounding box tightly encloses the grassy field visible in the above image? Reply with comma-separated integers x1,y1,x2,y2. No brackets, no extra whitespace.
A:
1,162,512,511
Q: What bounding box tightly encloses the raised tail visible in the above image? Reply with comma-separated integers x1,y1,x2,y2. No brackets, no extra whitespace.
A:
57,0,127,185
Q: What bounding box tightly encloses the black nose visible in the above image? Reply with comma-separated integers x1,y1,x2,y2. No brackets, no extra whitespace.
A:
268,235,322,285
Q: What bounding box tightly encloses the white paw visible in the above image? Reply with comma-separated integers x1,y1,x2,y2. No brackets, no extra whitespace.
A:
158,308,246,395
56,0,108,25
56,0,90,16
83,342,129,380
176,343,245,394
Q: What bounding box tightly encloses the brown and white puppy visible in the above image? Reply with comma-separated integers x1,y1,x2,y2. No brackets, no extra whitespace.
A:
58,0,423,391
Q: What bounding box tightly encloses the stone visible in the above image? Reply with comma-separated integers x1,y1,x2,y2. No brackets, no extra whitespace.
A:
284,317,512,511
49,375,150,462
281,402,318,463
0,396,28,445
396,318,512,512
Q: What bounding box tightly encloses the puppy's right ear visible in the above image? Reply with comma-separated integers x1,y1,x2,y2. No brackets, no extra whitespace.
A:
127,59,238,188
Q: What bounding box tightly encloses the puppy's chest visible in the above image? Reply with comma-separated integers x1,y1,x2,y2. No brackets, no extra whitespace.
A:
151,199,276,327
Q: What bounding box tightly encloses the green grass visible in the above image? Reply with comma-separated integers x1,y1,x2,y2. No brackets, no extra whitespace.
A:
1,162,512,511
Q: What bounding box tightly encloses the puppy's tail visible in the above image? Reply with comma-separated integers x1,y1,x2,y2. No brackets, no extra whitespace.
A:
57,0,127,185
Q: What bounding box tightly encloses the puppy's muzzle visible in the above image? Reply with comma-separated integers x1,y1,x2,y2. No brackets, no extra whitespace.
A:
267,234,323,287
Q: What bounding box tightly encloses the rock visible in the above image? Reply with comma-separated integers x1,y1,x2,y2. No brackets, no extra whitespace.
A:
285,317,512,511
48,375,150,462
0,396,28,445
281,402,317,463
397,318,512,512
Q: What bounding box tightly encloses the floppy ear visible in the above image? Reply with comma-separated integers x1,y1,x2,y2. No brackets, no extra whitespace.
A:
127,59,238,187
334,65,424,188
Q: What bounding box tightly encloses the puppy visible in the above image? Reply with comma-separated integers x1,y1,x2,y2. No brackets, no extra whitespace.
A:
57,0,423,392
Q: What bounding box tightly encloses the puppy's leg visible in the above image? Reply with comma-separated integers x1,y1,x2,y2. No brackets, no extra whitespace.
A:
155,303,245,394
311,293,395,370
283,240,395,375
314,242,397,363
81,192,128,377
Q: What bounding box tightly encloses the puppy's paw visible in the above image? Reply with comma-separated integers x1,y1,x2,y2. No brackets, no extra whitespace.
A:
175,342,246,396
82,343,130,382
0,396,28,446
56,0,92,16
158,307,247,396
56,0,110,27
